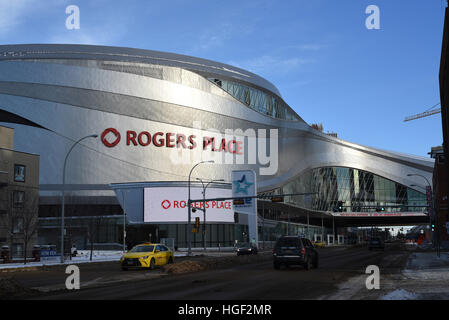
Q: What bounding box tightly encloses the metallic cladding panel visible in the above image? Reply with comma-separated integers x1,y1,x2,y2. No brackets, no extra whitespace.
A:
0,46,435,211
0,44,282,97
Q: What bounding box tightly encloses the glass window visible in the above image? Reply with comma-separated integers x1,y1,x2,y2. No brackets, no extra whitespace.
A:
276,237,300,247
14,165,25,182
129,245,154,253
13,217,23,233
208,77,298,121
12,191,25,207
286,166,427,214
12,243,23,257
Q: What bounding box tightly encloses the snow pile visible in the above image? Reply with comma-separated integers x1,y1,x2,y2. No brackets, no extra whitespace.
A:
162,260,205,274
381,289,419,300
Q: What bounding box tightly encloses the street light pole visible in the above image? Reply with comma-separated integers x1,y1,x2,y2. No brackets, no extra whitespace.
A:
187,160,214,256
196,178,224,251
61,134,98,263
122,190,126,254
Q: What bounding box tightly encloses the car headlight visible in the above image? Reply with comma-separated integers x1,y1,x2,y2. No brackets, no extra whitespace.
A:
141,256,149,260
248,248,252,251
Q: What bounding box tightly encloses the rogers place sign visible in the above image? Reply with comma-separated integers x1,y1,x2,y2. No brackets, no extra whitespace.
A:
101,128,243,154
144,186,233,223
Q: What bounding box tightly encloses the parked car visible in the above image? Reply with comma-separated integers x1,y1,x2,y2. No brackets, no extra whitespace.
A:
273,236,318,270
236,242,258,255
368,237,385,250
120,243,174,270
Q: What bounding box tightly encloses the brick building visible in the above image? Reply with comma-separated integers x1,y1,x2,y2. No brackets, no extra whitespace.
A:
0,125,40,260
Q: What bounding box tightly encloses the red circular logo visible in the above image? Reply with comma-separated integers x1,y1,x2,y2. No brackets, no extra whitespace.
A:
161,200,171,209
101,128,121,147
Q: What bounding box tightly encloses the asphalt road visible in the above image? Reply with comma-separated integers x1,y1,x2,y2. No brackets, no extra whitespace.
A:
21,243,411,300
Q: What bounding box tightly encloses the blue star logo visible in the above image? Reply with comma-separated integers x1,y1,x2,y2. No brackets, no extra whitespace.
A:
233,174,253,194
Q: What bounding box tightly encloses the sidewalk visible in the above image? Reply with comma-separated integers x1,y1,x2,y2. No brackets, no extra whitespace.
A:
319,245,449,300
376,251,449,300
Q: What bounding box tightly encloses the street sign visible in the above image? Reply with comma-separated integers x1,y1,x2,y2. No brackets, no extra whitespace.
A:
232,170,257,245
232,170,256,214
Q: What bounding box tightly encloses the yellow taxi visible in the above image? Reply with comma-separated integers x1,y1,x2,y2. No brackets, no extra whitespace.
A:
120,243,174,270
313,241,326,248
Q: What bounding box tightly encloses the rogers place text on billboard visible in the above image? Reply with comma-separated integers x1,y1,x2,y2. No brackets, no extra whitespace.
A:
144,186,234,223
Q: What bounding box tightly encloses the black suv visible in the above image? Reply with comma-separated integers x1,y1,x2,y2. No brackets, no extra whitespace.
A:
236,242,258,256
273,236,318,270
368,237,385,250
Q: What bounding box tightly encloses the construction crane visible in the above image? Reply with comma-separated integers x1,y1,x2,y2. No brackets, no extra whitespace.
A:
403,103,441,122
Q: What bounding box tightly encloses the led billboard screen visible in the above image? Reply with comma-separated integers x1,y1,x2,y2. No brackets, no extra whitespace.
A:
143,187,234,223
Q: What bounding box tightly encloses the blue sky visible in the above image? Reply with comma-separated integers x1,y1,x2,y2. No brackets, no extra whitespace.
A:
0,0,446,157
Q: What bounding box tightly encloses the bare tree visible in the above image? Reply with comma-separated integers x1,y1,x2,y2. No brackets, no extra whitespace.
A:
84,216,103,261
20,194,39,264
0,189,39,264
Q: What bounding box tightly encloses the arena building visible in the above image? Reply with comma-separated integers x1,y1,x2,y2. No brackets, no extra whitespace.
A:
0,44,434,250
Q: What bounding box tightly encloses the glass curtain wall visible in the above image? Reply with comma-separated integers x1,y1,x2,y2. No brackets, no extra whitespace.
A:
208,78,298,121
282,167,427,213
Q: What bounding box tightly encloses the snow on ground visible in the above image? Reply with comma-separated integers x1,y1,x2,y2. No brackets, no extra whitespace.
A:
0,249,233,270
405,252,449,270
319,249,449,300
0,250,124,270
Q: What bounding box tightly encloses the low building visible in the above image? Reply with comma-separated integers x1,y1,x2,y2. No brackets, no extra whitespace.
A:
0,125,40,259
430,146,449,248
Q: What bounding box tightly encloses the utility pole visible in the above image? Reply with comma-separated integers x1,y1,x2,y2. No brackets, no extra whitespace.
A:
187,160,214,256
196,178,224,251
61,134,97,263
122,190,126,253
262,200,265,250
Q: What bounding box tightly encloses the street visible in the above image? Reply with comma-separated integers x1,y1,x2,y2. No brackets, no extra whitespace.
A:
1,243,416,300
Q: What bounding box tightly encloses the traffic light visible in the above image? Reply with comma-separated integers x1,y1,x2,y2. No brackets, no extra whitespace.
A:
376,206,385,212
233,199,245,205
431,223,435,232
337,201,343,212
195,217,200,229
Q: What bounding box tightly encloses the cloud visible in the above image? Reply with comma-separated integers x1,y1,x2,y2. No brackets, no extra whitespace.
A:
0,0,34,34
188,22,255,54
296,43,328,51
49,27,123,46
229,55,313,76
47,4,129,46
190,23,233,53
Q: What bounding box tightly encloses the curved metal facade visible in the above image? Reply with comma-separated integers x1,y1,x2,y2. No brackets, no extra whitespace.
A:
0,44,434,215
